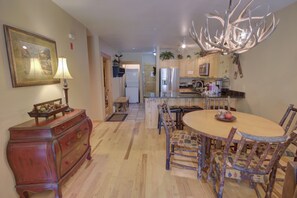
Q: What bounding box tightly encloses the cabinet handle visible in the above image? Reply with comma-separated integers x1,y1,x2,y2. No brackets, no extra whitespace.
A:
77,131,82,139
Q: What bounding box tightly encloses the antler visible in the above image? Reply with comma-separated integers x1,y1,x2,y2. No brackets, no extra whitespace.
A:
189,0,279,55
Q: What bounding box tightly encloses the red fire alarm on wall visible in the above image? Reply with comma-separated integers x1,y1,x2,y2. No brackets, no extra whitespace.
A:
69,33,75,50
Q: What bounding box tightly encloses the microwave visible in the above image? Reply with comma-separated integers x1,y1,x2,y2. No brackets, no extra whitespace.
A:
199,63,210,76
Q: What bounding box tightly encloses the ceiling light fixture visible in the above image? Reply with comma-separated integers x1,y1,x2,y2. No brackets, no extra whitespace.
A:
189,0,279,55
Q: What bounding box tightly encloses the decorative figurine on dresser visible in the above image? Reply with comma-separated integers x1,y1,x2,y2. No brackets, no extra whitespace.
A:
7,99,93,198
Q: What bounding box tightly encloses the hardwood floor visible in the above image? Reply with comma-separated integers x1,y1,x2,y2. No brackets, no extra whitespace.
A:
31,104,285,198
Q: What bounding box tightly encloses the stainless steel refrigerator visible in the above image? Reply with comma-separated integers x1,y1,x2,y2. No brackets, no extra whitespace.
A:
159,68,180,94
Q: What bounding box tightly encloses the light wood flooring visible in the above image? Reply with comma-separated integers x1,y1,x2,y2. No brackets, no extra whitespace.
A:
32,104,286,198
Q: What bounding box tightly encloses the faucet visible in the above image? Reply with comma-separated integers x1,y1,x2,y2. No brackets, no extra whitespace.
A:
194,80,204,92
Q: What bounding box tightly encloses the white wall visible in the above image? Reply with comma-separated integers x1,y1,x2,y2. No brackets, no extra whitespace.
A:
99,39,123,101
231,2,297,123
0,0,91,197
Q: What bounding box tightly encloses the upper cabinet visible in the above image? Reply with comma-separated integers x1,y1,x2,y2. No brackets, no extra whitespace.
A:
159,59,179,68
179,58,196,78
159,53,232,78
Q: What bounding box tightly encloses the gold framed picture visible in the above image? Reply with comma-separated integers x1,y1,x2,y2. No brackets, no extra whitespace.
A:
3,25,59,87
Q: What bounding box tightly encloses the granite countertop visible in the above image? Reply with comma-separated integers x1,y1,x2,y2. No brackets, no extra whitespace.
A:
144,90,245,99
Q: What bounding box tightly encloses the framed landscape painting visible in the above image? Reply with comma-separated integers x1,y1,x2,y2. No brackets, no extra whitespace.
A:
3,25,59,87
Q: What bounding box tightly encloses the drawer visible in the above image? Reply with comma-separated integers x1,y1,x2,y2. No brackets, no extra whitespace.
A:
58,119,90,157
53,112,87,135
60,136,88,176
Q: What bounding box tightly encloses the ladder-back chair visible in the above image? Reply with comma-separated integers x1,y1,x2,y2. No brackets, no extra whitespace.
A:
158,103,200,174
208,127,297,198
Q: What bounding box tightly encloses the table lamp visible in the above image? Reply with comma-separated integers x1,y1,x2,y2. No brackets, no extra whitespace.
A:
54,57,73,112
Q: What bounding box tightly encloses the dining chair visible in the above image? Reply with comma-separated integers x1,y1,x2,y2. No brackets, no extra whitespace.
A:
158,103,200,174
207,127,297,198
277,104,297,175
280,104,297,135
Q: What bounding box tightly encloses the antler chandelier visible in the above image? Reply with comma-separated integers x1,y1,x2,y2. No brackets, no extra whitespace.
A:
189,0,279,55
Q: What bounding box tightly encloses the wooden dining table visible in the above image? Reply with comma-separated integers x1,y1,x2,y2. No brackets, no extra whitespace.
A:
182,110,285,178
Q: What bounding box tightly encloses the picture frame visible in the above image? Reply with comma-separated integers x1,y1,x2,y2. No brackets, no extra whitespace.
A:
199,63,210,76
3,25,59,87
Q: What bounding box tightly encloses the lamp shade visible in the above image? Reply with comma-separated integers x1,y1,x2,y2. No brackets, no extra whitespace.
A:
54,57,73,79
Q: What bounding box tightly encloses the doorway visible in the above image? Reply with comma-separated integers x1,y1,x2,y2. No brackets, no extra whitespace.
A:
102,53,113,118
143,64,156,96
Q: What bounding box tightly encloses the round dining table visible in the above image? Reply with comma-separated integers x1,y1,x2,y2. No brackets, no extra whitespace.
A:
182,110,285,178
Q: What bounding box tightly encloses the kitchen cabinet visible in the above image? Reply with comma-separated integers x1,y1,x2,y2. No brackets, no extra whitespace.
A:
179,58,196,77
217,54,231,78
159,59,179,68
197,54,231,78
7,109,92,198
159,54,232,78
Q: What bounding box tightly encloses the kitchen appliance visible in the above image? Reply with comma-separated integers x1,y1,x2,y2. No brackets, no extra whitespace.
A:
199,63,210,76
208,80,223,97
125,68,139,103
160,68,180,94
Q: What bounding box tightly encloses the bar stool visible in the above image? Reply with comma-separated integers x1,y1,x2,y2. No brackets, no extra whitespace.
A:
179,106,203,130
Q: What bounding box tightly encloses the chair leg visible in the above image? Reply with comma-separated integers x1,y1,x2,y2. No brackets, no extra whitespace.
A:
166,158,170,170
218,165,227,198
265,165,277,198
207,154,215,181
157,114,161,134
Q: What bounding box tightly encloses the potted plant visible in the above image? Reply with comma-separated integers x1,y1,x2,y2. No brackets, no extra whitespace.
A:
177,54,183,59
160,51,175,61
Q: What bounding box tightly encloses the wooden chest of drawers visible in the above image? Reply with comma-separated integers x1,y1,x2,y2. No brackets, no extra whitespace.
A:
7,109,92,198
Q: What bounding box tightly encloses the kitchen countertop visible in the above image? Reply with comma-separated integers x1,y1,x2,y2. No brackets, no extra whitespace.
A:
144,91,245,99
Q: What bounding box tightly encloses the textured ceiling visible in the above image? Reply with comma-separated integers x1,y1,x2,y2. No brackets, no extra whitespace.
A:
52,0,297,53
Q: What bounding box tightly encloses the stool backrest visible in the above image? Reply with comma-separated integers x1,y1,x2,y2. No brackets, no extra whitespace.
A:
205,96,230,111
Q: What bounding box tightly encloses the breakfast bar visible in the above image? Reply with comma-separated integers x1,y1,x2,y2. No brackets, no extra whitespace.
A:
144,91,244,129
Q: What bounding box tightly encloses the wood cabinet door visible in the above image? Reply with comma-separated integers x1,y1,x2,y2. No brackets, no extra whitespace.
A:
160,60,179,68
217,54,231,78
180,59,196,77
197,54,219,78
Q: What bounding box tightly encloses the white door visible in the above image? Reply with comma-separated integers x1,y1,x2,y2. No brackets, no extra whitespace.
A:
125,69,139,103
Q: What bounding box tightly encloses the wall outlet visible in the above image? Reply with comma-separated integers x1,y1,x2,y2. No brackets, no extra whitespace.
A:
187,70,193,75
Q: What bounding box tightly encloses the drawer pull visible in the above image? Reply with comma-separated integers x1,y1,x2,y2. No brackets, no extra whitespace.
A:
77,132,82,139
